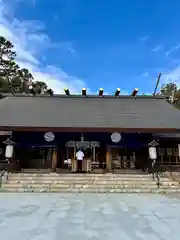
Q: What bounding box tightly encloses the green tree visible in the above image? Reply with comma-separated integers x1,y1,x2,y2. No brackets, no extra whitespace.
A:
17,68,34,93
0,36,17,94
160,83,177,98
0,36,54,95
32,81,48,94
160,82,180,108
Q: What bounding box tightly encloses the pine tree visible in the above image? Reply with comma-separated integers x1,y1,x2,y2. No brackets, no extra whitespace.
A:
0,36,18,94
18,68,34,93
0,36,54,96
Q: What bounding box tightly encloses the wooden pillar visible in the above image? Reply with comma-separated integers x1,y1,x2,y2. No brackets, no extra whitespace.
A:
106,147,112,172
71,158,77,172
51,148,57,172
71,145,77,172
8,149,17,172
93,147,95,161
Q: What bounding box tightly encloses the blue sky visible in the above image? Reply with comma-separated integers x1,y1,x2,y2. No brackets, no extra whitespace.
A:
1,0,180,94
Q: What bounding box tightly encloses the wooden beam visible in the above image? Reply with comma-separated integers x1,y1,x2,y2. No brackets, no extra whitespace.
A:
0,126,180,133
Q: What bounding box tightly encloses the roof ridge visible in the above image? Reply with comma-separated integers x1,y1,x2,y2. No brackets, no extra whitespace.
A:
0,93,165,100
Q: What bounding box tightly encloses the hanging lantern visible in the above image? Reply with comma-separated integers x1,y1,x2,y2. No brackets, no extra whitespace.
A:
148,140,158,160
5,145,14,158
149,147,157,160
3,138,16,159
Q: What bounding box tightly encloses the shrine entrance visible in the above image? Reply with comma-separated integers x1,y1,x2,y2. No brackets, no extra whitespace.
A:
64,140,106,172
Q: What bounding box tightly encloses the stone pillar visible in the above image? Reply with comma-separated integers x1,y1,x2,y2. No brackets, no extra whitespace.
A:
106,148,112,172
51,148,57,172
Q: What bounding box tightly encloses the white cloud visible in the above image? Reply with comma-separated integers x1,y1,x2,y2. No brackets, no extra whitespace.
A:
142,71,149,77
166,43,180,57
0,0,87,93
162,66,180,88
67,46,76,55
152,45,163,52
140,35,149,42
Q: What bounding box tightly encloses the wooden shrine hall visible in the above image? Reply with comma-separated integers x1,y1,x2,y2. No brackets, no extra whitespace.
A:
0,88,180,173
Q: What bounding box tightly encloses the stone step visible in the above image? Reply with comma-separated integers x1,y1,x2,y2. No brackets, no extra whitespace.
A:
6,173,166,177
3,173,178,194
9,173,152,178
2,183,179,189
7,174,158,177
1,187,180,193
8,178,157,182
7,177,173,184
48,188,180,193
20,169,144,173
5,180,178,185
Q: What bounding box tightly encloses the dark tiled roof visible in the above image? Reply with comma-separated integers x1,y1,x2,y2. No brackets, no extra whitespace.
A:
0,94,180,129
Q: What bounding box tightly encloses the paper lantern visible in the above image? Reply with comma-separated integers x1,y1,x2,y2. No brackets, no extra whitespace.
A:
5,145,14,158
149,147,157,160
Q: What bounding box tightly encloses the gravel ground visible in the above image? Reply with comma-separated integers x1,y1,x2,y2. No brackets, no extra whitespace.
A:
0,193,180,240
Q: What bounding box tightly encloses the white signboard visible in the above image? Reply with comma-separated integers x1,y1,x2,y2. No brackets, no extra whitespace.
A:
44,132,55,142
111,132,121,143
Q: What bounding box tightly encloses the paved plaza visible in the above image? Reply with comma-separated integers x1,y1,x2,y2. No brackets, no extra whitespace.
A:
0,193,180,240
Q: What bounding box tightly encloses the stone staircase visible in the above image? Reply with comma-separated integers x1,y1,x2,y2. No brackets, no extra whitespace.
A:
0,172,180,193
